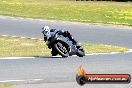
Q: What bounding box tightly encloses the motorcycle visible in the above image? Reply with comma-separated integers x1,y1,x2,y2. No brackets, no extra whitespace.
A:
47,32,85,57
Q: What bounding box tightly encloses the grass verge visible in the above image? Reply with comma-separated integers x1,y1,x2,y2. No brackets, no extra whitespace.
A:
0,0,132,26
0,36,128,58
0,84,12,88
82,44,128,54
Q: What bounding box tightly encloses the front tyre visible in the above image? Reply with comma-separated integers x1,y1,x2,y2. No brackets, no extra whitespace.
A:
76,47,85,57
54,41,69,57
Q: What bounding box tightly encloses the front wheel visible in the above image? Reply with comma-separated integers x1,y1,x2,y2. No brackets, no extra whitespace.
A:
76,47,85,57
54,41,69,57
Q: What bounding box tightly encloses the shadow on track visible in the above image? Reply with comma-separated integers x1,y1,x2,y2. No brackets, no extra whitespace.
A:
34,56,63,58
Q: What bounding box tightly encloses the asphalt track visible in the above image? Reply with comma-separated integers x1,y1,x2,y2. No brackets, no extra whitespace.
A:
0,16,132,88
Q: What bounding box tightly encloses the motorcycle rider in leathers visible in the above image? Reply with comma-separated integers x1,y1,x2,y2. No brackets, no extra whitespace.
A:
42,26,78,56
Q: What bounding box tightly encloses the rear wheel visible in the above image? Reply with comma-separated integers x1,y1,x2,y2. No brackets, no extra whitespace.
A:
54,41,69,57
51,49,58,56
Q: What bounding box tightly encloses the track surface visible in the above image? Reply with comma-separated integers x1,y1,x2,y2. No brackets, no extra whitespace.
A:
0,16,132,48
0,16,132,88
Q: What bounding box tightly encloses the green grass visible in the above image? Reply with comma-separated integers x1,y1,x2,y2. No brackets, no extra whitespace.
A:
0,36,128,58
0,84,12,88
0,0,132,26
82,44,128,54
0,36,51,57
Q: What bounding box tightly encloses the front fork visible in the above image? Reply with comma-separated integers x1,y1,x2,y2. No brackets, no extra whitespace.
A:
69,45,78,56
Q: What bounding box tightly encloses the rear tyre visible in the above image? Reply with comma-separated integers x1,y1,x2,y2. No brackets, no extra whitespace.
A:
54,41,69,57
51,49,58,56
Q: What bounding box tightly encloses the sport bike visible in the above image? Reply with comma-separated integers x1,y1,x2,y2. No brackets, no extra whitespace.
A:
47,32,85,58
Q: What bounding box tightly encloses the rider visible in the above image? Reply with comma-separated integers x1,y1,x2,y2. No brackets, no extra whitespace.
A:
42,26,77,47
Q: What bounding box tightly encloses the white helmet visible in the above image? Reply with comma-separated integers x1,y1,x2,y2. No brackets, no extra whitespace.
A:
42,26,50,34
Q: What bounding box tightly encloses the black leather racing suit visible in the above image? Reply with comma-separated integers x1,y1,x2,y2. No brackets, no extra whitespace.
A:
43,29,77,46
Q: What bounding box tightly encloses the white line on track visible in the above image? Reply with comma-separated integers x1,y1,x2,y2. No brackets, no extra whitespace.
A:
30,38,37,40
1,35,8,37
11,36,17,38
0,80,25,83
0,79,43,83
0,57,35,59
1,35,43,41
21,37,26,39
